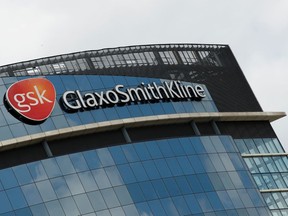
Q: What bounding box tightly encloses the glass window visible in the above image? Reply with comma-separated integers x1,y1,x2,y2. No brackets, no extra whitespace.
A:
101,188,120,208
156,140,174,157
14,207,33,216
273,138,284,153
110,207,125,216
253,174,267,190
229,153,246,170
151,179,169,198
188,155,205,173
52,115,69,129
264,138,278,153
163,178,181,196
254,139,268,153
91,57,104,69
130,162,149,181
27,161,48,182
195,193,213,212
263,157,279,172
10,123,28,138
126,183,145,203
199,154,216,172
45,200,65,216
144,52,157,65
97,148,115,167
239,171,256,189
172,196,191,215
228,172,244,189
218,172,235,190
184,194,202,214
159,51,178,65
154,159,172,178
74,193,94,215
13,164,33,185
207,191,224,211
114,185,133,206
262,173,277,189
105,166,124,186
244,158,259,173
161,198,180,215
36,180,57,202
140,181,158,200
21,184,43,205
56,155,76,175
6,187,27,210
123,204,139,216
77,58,90,70
40,117,56,131
179,138,196,155
248,188,265,207
148,200,167,216
87,191,107,212
92,169,111,189
142,160,161,180
273,173,287,188
109,146,127,164
74,75,91,91
244,139,258,154
83,150,102,170
219,153,235,171
227,190,244,208
191,137,206,154
134,142,152,161
64,174,85,195
121,145,140,162
78,171,98,192
175,176,192,195
176,156,194,175
178,51,198,65
133,53,146,65
69,153,89,172
209,154,226,172
117,164,136,184
59,196,80,216
98,56,110,68
210,136,226,153
24,124,42,135
50,177,71,198
135,202,153,216
30,203,49,216
0,191,12,214
64,61,76,72
41,158,62,178
146,141,163,159
273,157,287,172
0,168,19,189
217,191,235,209
208,173,225,190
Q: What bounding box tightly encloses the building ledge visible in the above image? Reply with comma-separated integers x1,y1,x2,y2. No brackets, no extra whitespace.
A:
0,111,285,151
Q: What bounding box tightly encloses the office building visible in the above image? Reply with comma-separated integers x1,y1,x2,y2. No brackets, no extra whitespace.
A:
0,44,286,215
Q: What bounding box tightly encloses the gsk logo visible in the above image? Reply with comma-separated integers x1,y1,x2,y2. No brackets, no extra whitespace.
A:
4,78,56,124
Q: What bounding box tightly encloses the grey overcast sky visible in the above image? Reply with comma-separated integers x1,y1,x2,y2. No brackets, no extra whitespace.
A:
0,0,287,149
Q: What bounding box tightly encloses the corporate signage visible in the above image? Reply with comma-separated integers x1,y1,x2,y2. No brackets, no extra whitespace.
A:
4,78,56,124
4,77,206,124
61,81,206,111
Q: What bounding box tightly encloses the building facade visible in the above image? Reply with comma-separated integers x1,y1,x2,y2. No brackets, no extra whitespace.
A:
0,44,286,216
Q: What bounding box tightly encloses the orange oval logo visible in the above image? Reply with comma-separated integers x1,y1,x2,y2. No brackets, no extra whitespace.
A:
5,78,56,123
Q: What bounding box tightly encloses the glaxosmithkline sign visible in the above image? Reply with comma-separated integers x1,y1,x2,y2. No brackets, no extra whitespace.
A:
61,81,206,111
4,77,206,124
